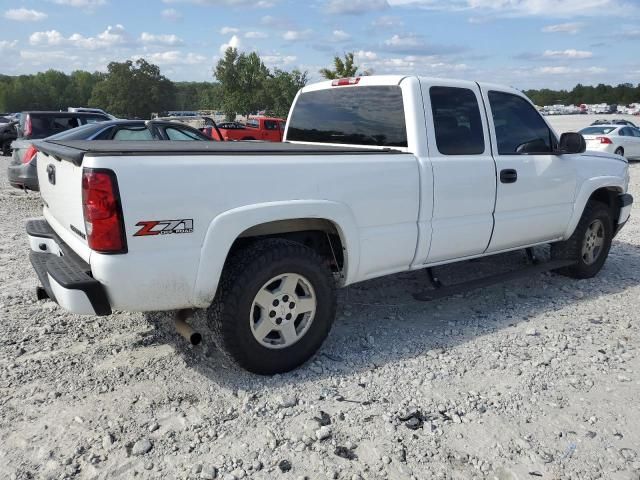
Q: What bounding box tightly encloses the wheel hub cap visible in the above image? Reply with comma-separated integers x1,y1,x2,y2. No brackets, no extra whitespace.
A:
581,219,604,266
250,273,316,349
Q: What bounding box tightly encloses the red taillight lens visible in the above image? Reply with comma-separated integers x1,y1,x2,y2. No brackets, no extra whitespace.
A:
331,77,361,86
24,114,32,137
596,136,612,144
23,145,38,164
82,169,127,253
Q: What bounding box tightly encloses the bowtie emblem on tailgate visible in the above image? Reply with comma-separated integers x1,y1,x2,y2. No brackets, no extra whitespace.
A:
46,164,56,185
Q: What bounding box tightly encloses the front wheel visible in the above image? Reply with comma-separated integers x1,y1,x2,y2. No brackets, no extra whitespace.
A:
208,239,336,374
551,201,614,279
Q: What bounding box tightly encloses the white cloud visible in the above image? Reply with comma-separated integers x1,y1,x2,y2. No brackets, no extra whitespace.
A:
219,34,241,53
331,29,351,41
220,26,239,34
163,0,275,7
52,0,106,7
161,8,182,21
372,15,403,27
144,51,207,65
282,29,312,41
543,49,593,59
355,50,378,60
542,22,583,34
262,53,297,66
384,34,421,48
140,32,183,46
245,31,268,39
387,0,635,17
4,8,48,21
537,65,606,75
0,40,19,50
30,24,132,50
325,0,388,14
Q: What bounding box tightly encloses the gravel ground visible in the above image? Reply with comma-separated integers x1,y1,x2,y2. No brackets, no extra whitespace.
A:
1,148,639,480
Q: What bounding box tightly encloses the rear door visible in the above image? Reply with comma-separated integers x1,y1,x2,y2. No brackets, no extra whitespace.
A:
421,80,497,263
481,88,576,252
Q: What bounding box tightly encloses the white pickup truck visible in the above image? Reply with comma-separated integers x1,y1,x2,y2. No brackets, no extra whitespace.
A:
27,75,632,374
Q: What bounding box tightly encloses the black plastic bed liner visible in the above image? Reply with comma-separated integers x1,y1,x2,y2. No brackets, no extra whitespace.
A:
36,140,406,166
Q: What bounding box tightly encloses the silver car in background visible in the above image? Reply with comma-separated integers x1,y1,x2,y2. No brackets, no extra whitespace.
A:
579,125,640,160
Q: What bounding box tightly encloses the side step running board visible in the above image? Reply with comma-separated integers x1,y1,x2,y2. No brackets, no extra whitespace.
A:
413,259,575,302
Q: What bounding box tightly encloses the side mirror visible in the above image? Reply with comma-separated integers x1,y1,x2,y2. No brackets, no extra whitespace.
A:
558,132,586,154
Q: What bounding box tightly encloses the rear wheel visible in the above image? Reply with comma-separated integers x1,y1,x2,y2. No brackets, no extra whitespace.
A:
208,239,336,374
615,147,624,157
1,141,10,156
551,201,614,279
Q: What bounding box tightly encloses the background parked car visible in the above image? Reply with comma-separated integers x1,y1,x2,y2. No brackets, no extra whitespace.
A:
0,120,17,156
8,118,215,191
218,116,286,142
67,106,116,119
591,119,637,127
155,116,224,141
579,125,640,160
8,111,110,190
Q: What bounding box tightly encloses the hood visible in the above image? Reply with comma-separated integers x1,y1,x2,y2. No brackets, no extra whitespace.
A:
583,149,627,164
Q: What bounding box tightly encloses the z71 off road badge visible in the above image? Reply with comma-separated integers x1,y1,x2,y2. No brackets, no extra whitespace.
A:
134,219,193,236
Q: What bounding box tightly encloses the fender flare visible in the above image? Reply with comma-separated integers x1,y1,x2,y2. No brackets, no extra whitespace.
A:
564,176,625,239
191,200,360,306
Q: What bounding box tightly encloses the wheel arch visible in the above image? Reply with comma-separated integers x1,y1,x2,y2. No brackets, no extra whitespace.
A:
192,200,360,307
564,179,625,239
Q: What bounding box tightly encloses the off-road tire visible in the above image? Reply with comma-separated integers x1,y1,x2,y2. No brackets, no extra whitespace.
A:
208,239,336,374
551,200,614,279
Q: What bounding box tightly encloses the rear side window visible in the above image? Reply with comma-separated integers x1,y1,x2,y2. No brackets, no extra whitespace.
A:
287,86,408,147
264,120,278,130
430,86,485,155
112,127,154,140
81,115,109,124
488,91,555,155
30,116,81,138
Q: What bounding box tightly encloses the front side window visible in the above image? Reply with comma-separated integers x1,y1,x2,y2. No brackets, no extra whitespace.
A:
165,126,204,140
264,120,278,130
488,91,555,155
430,86,485,155
287,86,408,147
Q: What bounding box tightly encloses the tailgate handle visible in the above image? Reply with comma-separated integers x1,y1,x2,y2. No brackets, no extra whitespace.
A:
46,164,56,185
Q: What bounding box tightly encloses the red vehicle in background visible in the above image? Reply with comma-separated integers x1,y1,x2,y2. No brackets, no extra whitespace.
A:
218,117,286,142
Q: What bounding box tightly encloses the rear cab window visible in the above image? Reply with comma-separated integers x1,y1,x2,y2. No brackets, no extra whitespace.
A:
430,86,485,155
287,85,408,147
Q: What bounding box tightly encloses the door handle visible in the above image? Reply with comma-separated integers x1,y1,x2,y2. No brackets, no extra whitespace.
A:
500,169,517,184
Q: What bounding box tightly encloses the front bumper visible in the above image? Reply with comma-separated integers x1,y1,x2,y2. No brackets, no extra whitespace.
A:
27,218,111,316
8,161,39,191
615,193,633,236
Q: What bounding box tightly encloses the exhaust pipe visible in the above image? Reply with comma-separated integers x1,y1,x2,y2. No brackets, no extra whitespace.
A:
174,309,202,345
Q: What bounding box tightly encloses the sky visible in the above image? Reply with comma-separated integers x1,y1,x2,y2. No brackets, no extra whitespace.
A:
1,0,639,90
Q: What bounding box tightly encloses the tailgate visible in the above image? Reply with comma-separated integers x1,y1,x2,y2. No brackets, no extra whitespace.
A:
36,150,91,262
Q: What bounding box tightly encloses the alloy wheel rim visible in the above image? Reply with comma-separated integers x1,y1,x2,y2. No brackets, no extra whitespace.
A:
250,273,317,349
581,219,605,266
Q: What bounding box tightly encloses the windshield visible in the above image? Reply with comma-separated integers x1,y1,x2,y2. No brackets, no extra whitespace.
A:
579,126,617,135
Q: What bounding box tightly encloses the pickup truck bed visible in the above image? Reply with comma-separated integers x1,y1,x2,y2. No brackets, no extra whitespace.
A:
37,140,402,165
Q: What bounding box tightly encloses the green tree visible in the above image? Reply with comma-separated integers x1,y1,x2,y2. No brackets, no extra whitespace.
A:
89,59,175,118
318,52,359,80
264,69,308,118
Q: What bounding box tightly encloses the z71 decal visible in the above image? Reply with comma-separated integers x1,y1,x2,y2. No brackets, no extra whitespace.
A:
134,219,194,237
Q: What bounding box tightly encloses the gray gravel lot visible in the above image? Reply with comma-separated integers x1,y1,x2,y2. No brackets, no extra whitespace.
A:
1,132,639,479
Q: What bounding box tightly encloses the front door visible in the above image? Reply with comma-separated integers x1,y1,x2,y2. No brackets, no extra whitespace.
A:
481,89,576,252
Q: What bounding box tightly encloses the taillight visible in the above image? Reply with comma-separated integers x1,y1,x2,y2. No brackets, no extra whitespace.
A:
331,77,361,86
82,168,127,253
22,145,38,164
596,136,612,144
24,114,32,137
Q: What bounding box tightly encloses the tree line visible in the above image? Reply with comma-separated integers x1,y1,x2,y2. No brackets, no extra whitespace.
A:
524,83,640,107
0,50,361,120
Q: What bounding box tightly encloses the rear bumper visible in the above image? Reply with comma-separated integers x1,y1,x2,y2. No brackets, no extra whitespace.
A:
615,193,633,236
8,161,39,191
27,218,111,316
